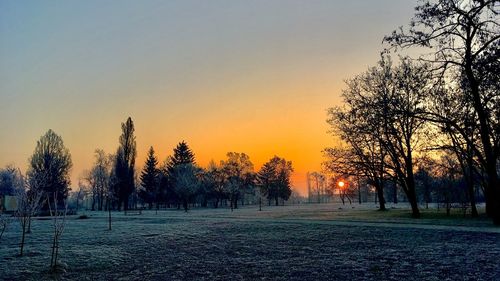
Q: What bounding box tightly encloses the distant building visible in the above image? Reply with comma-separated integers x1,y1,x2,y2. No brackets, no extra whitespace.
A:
0,195,17,212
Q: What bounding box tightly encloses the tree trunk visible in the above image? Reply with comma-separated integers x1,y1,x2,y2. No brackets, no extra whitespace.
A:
466,169,479,218
375,181,386,211
76,194,80,214
108,208,112,231
465,53,500,224
406,178,420,218
123,196,129,211
54,239,59,269
358,182,362,204
99,192,103,211
393,185,398,204
409,195,421,218
50,234,56,268
27,217,32,234
407,186,420,218
19,222,26,256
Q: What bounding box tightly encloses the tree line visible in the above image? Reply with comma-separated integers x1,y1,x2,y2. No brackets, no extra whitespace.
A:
83,117,294,212
0,118,294,215
324,0,499,224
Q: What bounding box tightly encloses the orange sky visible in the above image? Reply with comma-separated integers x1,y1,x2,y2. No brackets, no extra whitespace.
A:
0,1,417,195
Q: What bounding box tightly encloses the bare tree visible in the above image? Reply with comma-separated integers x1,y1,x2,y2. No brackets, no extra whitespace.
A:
385,0,500,224
309,172,326,204
328,57,432,217
82,169,97,211
334,178,356,206
85,149,113,211
74,180,89,214
15,186,43,256
379,58,433,218
323,146,386,210
47,192,68,272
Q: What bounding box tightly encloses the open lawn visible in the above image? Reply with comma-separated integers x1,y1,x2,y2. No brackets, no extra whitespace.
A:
1,203,499,281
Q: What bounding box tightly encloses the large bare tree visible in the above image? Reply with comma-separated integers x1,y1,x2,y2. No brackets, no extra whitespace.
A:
328,57,432,218
385,0,500,224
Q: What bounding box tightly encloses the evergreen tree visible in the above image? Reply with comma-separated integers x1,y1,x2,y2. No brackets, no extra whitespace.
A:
168,141,195,168
166,141,196,208
257,162,276,205
139,146,159,209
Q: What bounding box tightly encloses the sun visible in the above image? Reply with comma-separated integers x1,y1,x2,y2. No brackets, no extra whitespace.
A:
338,181,345,188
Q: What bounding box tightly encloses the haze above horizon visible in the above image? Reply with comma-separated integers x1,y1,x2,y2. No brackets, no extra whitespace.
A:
0,0,417,194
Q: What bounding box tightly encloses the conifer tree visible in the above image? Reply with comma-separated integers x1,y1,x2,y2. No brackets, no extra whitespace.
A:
166,141,196,207
139,146,159,209
168,141,195,169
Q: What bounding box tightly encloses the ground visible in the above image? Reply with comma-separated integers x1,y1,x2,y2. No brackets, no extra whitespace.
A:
1,203,499,281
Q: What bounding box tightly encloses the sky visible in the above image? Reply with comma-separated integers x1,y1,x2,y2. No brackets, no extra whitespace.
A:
0,0,417,195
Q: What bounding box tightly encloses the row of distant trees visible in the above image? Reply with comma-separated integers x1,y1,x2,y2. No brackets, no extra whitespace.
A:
324,0,499,224
0,118,294,214
81,117,294,212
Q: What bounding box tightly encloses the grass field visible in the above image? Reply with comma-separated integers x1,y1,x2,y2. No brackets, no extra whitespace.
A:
1,203,499,280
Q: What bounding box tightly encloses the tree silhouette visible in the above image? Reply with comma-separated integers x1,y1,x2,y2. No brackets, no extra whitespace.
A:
168,141,195,168
257,161,276,205
27,129,72,209
112,117,136,211
171,163,200,212
258,156,293,206
165,141,196,208
385,0,500,224
328,57,432,218
139,146,159,209
202,160,227,208
221,152,254,210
